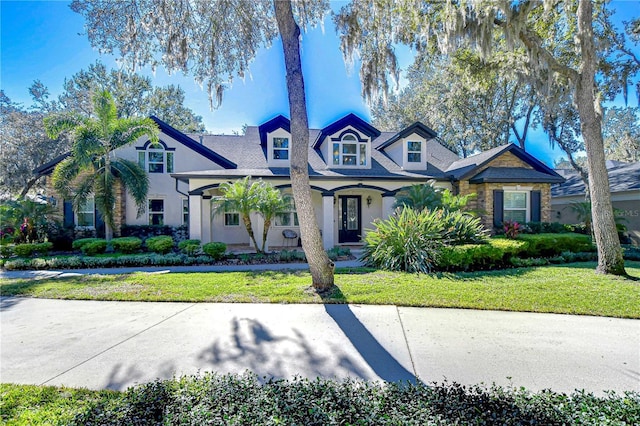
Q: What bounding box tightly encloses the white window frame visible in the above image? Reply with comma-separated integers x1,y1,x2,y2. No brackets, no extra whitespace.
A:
332,134,368,167
406,140,422,163
272,137,289,160
76,196,95,229
148,199,165,226
503,189,530,223
139,142,174,174
224,212,241,227
182,199,189,225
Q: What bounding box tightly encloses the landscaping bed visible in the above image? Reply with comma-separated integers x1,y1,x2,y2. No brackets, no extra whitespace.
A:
2,373,638,425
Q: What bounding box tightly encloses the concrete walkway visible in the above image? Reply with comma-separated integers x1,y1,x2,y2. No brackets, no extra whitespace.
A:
1,297,638,394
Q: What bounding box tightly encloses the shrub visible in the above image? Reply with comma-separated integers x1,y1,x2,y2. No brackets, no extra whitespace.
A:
503,220,522,239
72,238,102,251
145,236,174,254
202,242,227,260
178,239,201,256
111,237,142,254
0,244,15,258
326,246,351,260
33,242,53,255
441,210,489,245
362,208,444,273
517,233,594,257
623,245,640,261
437,239,526,271
13,244,36,257
81,240,107,256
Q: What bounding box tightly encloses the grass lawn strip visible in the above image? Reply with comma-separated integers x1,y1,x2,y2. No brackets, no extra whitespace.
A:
1,261,639,318
2,374,639,425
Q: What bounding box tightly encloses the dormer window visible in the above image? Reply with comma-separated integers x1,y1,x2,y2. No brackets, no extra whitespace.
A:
273,137,289,160
407,141,422,163
332,134,367,166
138,141,174,173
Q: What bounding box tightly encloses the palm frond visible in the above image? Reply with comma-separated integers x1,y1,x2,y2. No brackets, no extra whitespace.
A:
43,112,86,140
93,171,116,229
51,157,81,199
112,159,149,217
112,117,159,150
93,90,118,135
72,174,97,212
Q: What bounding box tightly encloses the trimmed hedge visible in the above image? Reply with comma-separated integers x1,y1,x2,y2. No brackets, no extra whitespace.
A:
437,239,526,271
12,242,54,258
81,240,107,256
66,373,640,425
202,242,227,260
110,237,142,254
178,239,201,256
145,236,174,254
517,233,595,257
72,238,103,251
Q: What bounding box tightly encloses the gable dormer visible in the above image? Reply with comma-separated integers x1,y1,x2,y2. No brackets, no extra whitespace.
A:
313,113,381,169
258,115,291,167
376,121,437,170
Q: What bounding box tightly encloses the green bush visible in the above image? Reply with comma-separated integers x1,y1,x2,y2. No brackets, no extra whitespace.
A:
13,244,36,257
623,245,640,261
72,238,102,251
326,246,351,260
524,221,572,234
145,236,174,254
65,373,639,426
363,208,444,273
517,233,594,257
110,237,142,254
81,240,107,256
203,242,227,260
441,210,489,244
178,239,201,256
0,244,15,258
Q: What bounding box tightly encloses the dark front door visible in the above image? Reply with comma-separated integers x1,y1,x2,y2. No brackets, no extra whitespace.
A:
338,196,361,243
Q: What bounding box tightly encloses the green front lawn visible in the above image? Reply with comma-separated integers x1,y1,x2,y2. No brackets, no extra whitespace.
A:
2,262,639,318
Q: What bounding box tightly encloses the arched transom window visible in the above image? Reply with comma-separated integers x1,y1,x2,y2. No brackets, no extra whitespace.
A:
138,141,174,173
332,133,367,166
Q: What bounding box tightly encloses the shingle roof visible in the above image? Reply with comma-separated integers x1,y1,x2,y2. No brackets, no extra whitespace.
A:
552,161,640,197
469,167,565,184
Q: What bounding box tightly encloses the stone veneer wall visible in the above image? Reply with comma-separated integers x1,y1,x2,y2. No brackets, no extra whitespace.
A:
456,152,552,231
44,174,127,238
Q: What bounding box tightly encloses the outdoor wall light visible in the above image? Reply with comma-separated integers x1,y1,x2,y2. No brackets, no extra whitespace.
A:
366,195,372,207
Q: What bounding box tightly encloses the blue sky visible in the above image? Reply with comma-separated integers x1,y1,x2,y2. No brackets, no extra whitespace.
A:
1,0,637,167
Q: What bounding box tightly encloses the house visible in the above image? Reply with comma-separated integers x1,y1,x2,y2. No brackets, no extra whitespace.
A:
551,161,640,244
36,114,564,250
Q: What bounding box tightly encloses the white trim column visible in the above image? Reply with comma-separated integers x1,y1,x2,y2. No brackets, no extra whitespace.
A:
382,193,396,220
322,193,335,249
188,194,202,241
201,195,212,244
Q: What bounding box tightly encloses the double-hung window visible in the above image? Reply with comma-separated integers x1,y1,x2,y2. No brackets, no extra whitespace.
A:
138,142,174,173
273,137,289,160
76,197,95,228
148,199,164,225
407,141,422,163
275,207,299,227
503,191,528,223
332,134,367,166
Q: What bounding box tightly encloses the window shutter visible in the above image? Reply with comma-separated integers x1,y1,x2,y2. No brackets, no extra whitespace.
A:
493,190,504,228
531,190,541,222
138,151,145,169
63,200,74,227
95,208,105,238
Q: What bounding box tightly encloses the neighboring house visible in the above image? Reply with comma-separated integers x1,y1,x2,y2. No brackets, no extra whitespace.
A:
551,161,640,244
36,114,564,250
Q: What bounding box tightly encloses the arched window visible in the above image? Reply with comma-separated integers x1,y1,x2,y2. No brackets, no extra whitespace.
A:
138,141,174,173
332,133,367,166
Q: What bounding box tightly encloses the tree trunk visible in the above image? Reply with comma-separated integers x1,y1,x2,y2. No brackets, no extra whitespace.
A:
242,214,261,253
576,0,626,275
274,0,334,290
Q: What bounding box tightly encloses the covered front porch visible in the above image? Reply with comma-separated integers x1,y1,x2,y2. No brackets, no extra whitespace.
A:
184,179,409,251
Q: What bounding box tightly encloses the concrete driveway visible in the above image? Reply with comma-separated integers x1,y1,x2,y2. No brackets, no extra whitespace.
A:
1,297,638,394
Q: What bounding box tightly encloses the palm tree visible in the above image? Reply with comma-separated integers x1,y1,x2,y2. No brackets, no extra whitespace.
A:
45,90,159,241
213,177,290,253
